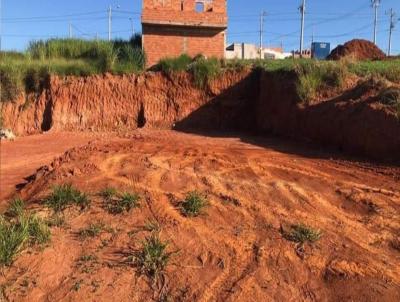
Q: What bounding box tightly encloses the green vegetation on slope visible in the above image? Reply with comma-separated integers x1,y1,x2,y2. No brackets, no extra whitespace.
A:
0,36,145,102
0,199,50,266
2,38,400,106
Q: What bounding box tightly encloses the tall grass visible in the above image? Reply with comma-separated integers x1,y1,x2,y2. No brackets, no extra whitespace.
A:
294,60,348,103
190,57,221,88
26,38,146,72
156,54,222,88
0,199,50,266
0,38,146,102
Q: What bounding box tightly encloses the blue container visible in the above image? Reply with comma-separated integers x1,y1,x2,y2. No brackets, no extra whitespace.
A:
311,42,331,60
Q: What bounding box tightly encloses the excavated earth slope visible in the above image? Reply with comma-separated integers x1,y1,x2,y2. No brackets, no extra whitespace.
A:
1,71,400,301
2,130,400,302
3,69,399,161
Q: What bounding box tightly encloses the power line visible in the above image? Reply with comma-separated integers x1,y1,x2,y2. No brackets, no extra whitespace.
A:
2,10,140,21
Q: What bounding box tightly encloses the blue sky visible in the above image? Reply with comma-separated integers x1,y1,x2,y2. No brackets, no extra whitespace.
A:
2,0,400,54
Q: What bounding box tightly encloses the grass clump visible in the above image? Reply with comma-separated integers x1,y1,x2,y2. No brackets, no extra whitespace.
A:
282,224,322,244
295,60,348,103
99,187,118,200
156,54,222,88
190,57,221,88
46,214,66,228
6,198,25,218
134,233,172,280
144,219,161,233
26,215,51,245
78,223,105,239
0,217,29,266
378,87,400,119
44,184,90,212
0,67,23,102
157,54,192,73
0,199,50,266
100,188,140,214
181,191,208,217
379,87,400,106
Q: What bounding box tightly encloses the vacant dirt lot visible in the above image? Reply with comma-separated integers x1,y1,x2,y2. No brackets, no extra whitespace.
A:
1,130,399,301
0,132,95,203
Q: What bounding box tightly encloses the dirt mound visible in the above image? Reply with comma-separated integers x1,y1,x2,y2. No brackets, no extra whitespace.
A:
3,130,400,301
328,39,386,61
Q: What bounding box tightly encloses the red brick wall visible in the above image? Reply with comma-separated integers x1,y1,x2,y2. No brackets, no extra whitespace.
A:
143,25,225,66
142,0,227,67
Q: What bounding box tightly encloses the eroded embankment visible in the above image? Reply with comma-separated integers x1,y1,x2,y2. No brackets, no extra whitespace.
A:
255,73,400,162
1,69,400,161
0,70,254,135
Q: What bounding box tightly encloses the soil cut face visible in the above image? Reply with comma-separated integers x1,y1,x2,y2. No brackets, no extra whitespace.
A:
2,130,400,302
328,39,386,61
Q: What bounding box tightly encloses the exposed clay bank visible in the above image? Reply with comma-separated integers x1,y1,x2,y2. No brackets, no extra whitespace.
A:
1,70,400,162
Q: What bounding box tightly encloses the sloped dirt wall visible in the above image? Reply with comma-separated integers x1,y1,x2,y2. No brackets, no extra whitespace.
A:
1,70,252,136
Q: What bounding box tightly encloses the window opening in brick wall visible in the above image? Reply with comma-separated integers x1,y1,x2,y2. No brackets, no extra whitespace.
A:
195,2,205,13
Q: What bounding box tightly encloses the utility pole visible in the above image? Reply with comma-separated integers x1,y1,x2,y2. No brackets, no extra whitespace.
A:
299,0,306,57
129,18,135,37
311,25,314,44
108,5,112,41
372,0,381,45
69,23,73,39
259,10,267,59
386,8,396,56
0,0,2,52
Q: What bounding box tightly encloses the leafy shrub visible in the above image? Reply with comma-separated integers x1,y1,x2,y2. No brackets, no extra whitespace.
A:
44,184,90,212
181,191,208,217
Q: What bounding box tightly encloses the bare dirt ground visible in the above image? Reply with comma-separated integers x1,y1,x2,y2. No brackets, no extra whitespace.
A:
0,132,95,203
1,130,400,301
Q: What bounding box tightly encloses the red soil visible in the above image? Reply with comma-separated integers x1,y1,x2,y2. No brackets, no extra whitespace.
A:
2,71,399,162
1,70,400,301
328,39,386,61
1,130,400,301
0,132,95,202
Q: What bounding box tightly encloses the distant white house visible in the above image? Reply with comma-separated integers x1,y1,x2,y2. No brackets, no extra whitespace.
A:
225,43,292,60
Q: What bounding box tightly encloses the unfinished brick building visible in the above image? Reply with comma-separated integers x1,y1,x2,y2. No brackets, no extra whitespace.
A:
142,0,228,66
